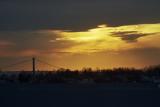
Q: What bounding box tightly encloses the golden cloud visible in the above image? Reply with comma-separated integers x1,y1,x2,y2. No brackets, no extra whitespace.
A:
52,23,160,53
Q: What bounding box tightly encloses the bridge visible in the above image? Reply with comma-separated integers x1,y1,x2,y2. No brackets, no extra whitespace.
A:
0,57,61,73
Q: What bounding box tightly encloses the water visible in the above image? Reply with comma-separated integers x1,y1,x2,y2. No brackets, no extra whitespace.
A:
0,84,160,107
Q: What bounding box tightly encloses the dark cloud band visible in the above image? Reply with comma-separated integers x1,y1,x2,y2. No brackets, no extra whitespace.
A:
0,0,159,31
112,31,154,43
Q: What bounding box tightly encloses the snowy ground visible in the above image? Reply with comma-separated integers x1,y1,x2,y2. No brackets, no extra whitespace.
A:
0,83,160,107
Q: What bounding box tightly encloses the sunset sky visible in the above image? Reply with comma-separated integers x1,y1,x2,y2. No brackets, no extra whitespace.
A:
0,0,160,70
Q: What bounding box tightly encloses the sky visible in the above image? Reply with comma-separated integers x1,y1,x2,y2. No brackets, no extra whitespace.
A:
0,0,160,70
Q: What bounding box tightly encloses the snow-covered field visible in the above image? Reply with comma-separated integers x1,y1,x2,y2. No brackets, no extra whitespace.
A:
0,83,160,107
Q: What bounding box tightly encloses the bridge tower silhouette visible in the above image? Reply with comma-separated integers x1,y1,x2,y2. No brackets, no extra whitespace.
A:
32,57,36,74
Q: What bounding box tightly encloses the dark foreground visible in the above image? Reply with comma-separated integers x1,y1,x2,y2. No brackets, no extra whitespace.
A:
0,83,160,107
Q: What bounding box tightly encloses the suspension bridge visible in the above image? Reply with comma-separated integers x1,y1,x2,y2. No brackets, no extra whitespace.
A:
0,57,61,73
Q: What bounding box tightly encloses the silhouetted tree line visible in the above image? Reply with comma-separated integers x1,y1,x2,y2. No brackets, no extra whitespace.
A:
0,65,160,84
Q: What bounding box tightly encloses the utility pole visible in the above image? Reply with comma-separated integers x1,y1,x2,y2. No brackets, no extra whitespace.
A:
32,57,36,75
